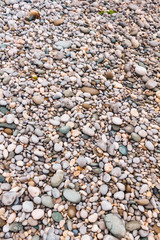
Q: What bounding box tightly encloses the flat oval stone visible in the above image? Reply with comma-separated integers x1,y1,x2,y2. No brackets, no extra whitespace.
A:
131,133,141,142
135,66,147,76
136,199,149,205
126,220,141,232
63,188,81,203
32,209,44,220
82,126,95,137
54,18,64,26
52,211,63,222
112,117,122,125
51,171,64,187
59,126,70,134
32,95,44,104
104,214,126,239
145,141,154,151
41,195,54,208
55,41,72,49
81,87,99,95
67,205,76,218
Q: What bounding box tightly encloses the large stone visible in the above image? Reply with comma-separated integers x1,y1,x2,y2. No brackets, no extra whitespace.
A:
32,95,44,104
135,66,147,76
126,220,141,232
81,87,99,95
54,19,64,26
2,191,16,206
42,195,54,208
63,188,81,203
104,214,126,239
146,80,157,89
51,171,64,187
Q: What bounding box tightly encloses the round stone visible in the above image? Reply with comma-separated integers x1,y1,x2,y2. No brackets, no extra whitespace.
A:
28,186,40,198
77,156,87,168
119,145,128,156
32,209,44,220
23,201,34,213
101,201,112,211
60,114,70,122
82,126,95,137
32,95,44,104
88,213,98,223
135,66,147,76
114,191,125,200
63,189,81,203
52,212,63,222
131,133,141,142
145,141,154,151
112,117,122,125
41,195,54,208
100,184,108,195
2,191,16,206
80,209,88,219
146,80,157,89
67,205,76,218
51,171,64,187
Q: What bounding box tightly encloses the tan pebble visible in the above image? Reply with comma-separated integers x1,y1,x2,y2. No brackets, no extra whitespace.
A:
66,122,74,128
136,199,149,205
131,108,139,117
104,163,113,173
81,87,99,95
153,223,160,234
82,103,91,109
67,205,76,218
105,71,114,79
7,213,16,224
4,128,13,135
71,129,80,137
0,218,6,227
54,19,64,26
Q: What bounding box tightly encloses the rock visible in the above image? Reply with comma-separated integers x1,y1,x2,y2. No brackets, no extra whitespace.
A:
81,87,99,95
0,123,17,129
53,51,65,60
55,41,72,49
67,205,76,218
77,156,87,167
32,95,44,104
146,80,157,89
52,212,63,222
0,134,4,143
32,236,40,240
82,126,95,137
19,136,29,144
32,209,44,220
60,114,70,122
9,222,23,232
107,144,116,156
145,141,154,151
88,213,98,223
135,66,147,76
80,209,88,219
63,188,81,203
28,186,40,198
101,201,112,211
51,171,64,187
119,145,128,156
114,191,125,200
105,72,114,79
125,125,134,133
54,19,64,26
42,195,54,208
0,174,5,183
0,218,6,227
59,126,70,134
138,130,147,138
97,140,107,151
80,27,90,33
112,117,122,125
131,133,141,142
100,184,108,195
153,223,160,234
2,191,16,206
23,201,34,212
136,199,149,205
104,214,126,239
54,143,62,152
126,220,141,232
131,108,139,117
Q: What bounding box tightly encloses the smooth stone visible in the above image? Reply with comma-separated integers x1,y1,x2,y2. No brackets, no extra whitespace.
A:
53,51,65,60
67,205,76,218
28,186,40,198
80,209,88,219
138,130,147,138
22,201,34,212
59,126,70,134
100,184,108,195
0,174,5,183
125,125,134,133
80,27,90,33
97,140,107,151
55,41,72,49
126,220,141,232
135,66,147,76
145,141,154,151
146,80,157,89
105,72,114,79
112,117,122,125
88,213,98,223
9,223,23,232
32,236,40,240
103,235,118,240
32,209,44,220
104,214,126,239
101,201,112,211
77,156,87,167
63,188,81,203
52,212,63,222
136,199,149,205
0,123,16,129
51,171,64,187
114,191,125,200
107,144,116,156
0,107,8,114
153,223,160,234
119,145,128,156
131,133,141,142
54,18,64,26
82,126,95,137
0,218,6,227
2,191,16,205
81,87,99,95
0,135,4,143
32,95,44,104
60,114,70,122
19,136,28,144
42,195,54,208
54,143,62,152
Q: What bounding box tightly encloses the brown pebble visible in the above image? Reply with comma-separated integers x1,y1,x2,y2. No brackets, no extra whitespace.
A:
67,205,76,218
4,128,13,135
81,87,99,95
54,19,64,26
0,218,6,227
126,185,131,193
82,103,91,109
153,223,160,234
105,72,114,79
136,199,149,206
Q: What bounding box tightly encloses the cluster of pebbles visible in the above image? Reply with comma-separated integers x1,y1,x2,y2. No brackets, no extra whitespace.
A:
0,0,160,239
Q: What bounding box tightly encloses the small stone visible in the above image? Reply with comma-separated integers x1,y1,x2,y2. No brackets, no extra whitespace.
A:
88,213,98,223
119,145,128,156
136,199,149,205
114,191,125,200
105,72,114,79
80,209,88,219
32,95,44,104
97,140,107,152
153,223,160,234
82,126,95,137
100,184,108,195
131,108,139,117
60,114,70,122
0,218,6,227
4,128,13,135
55,41,72,49
135,66,147,76
112,117,122,125
54,18,64,26
19,136,28,144
77,156,87,167
32,209,44,220
67,205,76,218
126,220,141,232
0,174,5,183
125,125,134,133
80,27,90,33
2,191,16,206
42,195,54,208
54,143,62,152
138,130,147,138
53,51,65,60
52,212,63,222
146,80,157,89
23,201,34,212
101,201,112,211
81,87,99,95
9,223,23,232
104,214,126,239
51,171,64,187
63,189,81,203
131,133,141,142
28,186,40,198
145,141,154,151
59,126,70,134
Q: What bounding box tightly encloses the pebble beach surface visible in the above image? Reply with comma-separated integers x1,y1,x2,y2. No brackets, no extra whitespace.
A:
0,0,160,239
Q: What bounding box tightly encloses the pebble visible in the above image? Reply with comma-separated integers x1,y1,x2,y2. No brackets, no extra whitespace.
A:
32,95,44,105
81,87,99,95
101,201,112,211
146,80,157,89
145,141,154,151
112,117,122,125
22,201,34,212
41,195,54,208
2,191,16,206
32,209,44,220
82,126,95,137
135,66,147,76
88,213,98,223
63,189,81,203
55,41,72,49
67,205,76,218
51,171,64,187
52,212,63,222
126,220,141,232
28,186,40,198
54,18,64,26
54,143,62,152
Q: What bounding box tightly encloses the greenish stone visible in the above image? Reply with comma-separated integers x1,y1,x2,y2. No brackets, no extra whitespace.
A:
140,238,148,240
0,174,5,183
45,48,49,54
92,168,102,174
52,212,63,223
131,133,141,142
112,124,120,131
58,126,70,134
66,52,71,57
13,130,19,136
33,225,39,230
32,236,40,240
0,123,17,129
97,57,104,64
119,145,128,156
0,44,6,49
42,195,54,208
63,189,81,203
9,223,23,232
82,134,89,140
51,158,56,162
0,107,9,115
